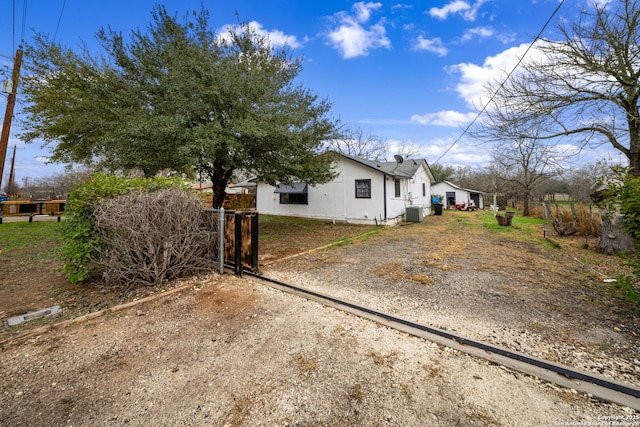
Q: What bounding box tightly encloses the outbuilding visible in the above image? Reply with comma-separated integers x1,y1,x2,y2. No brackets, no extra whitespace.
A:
431,180,485,210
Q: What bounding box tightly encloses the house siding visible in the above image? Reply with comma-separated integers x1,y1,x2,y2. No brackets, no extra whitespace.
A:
256,156,433,225
431,182,484,209
257,158,385,224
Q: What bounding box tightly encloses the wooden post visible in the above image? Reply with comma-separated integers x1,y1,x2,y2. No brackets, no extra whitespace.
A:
251,212,259,271
0,48,23,190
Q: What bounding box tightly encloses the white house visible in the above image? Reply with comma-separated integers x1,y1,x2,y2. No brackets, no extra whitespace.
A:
431,180,485,210
256,153,436,225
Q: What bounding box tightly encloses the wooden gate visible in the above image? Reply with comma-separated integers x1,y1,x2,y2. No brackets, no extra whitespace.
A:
203,209,259,275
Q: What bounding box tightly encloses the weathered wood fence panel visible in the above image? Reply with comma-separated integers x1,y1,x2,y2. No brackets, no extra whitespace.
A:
203,209,259,275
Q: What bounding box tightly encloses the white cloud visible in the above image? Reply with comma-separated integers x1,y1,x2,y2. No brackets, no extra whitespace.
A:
422,137,492,167
410,110,476,127
460,26,494,42
218,21,302,49
353,1,382,22
496,32,517,45
448,42,535,109
446,150,492,165
326,2,391,58
589,0,611,9
429,1,469,19
386,139,430,157
428,0,489,21
391,4,414,11
413,36,448,56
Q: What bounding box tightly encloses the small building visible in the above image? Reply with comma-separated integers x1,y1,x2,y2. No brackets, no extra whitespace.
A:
256,152,436,225
229,179,257,195
431,181,485,210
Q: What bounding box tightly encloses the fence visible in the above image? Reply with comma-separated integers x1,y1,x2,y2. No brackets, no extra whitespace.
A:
0,200,66,216
203,208,259,275
539,202,601,237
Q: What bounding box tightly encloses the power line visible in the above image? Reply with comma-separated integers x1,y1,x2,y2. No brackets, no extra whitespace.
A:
12,0,15,52
431,0,565,165
21,0,28,44
53,0,67,43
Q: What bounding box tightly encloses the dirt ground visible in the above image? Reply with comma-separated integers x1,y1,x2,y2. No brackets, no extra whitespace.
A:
1,211,639,426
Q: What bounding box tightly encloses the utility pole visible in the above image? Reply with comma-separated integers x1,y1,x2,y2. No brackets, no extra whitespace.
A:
0,47,23,191
8,145,16,193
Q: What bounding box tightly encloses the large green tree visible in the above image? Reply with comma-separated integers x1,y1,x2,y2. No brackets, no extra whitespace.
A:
21,6,339,207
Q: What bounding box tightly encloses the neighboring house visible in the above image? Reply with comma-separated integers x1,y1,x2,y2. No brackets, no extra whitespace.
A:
431,181,485,210
229,178,257,195
192,181,257,209
191,181,244,195
256,152,436,225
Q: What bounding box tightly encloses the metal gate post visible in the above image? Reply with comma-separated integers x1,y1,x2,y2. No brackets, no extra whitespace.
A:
218,207,225,274
251,213,259,270
234,212,243,276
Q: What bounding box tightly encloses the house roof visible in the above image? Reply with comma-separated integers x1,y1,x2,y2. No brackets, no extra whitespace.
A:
229,178,257,188
435,180,485,194
274,182,308,194
191,182,214,190
338,152,431,180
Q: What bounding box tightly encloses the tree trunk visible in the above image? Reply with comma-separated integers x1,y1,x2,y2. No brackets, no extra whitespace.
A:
552,218,576,236
626,109,640,176
629,150,640,177
212,180,227,209
206,168,234,209
496,211,514,226
522,196,530,216
597,213,635,255
541,201,552,220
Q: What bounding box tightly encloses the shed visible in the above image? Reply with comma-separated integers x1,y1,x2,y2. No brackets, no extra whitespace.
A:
431,181,485,210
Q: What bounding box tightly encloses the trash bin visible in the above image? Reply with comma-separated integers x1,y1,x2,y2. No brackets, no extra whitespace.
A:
433,204,443,216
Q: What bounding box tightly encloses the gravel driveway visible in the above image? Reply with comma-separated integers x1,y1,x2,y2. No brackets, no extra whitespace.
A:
1,213,638,426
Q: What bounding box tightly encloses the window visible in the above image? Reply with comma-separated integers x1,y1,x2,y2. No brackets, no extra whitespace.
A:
274,182,308,205
279,193,308,204
422,183,426,197
355,179,371,198
394,179,401,198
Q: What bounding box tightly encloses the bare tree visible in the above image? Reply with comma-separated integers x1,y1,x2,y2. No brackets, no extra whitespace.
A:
563,160,616,202
326,126,389,161
449,165,474,187
492,131,567,216
482,0,640,174
394,140,427,160
30,168,93,199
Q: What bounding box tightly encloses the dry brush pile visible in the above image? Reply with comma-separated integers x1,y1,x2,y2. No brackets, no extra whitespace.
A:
94,189,216,287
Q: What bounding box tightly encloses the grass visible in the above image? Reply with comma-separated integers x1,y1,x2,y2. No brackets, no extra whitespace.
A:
0,221,62,253
258,214,379,258
327,228,385,248
3,210,636,325
479,210,547,235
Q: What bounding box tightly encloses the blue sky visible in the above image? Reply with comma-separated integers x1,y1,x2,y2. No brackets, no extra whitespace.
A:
0,0,621,184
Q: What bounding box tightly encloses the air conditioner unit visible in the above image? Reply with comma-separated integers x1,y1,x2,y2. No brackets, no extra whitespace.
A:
405,206,423,222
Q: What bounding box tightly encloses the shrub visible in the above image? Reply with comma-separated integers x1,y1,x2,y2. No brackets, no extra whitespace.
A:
94,189,215,287
598,166,640,305
613,274,640,307
618,174,640,240
60,173,187,282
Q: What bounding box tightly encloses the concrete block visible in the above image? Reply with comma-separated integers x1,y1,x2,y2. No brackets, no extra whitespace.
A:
6,305,62,326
